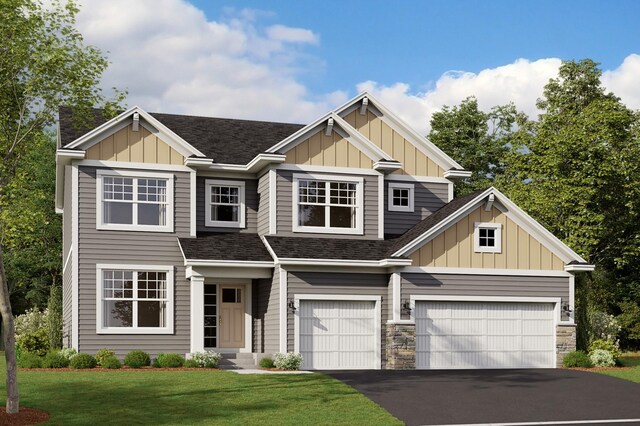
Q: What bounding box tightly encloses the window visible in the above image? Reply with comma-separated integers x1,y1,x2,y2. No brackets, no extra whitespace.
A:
204,284,217,348
293,174,364,235
97,170,174,232
205,180,246,228
388,182,414,212
474,222,502,253
97,265,174,334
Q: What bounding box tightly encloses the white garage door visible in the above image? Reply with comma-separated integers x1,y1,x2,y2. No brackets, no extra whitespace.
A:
416,301,555,369
298,300,377,370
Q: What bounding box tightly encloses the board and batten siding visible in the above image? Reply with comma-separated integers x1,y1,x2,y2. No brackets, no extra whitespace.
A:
77,166,191,358
401,273,570,321
62,165,73,347
196,176,258,233
385,181,448,235
275,169,379,239
342,109,444,177
85,123,184,165
256,172,270,235
284,129,374,169
409,205,566,270
286,272,390,366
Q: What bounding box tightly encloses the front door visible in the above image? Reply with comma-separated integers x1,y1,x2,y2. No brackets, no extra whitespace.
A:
219,286,245,348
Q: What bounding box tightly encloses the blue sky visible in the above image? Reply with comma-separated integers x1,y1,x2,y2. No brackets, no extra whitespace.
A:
76,0,640,132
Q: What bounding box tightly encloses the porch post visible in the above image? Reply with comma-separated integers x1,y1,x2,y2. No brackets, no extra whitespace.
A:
190,275,205,354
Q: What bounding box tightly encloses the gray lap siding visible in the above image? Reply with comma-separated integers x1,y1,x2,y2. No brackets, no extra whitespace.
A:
384,181,448,235
196,176,258,233
401,273,570,321
286,271,390,367
77,166,191,358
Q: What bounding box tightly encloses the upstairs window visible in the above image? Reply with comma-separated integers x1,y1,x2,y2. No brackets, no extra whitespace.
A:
97,170,174,232
474,222,502,253
388,182,414,212
293,174,364,235
205,180,246,228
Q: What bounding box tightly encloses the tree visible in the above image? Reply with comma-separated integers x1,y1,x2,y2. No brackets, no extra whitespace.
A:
428,96,526,196
0,0,124,412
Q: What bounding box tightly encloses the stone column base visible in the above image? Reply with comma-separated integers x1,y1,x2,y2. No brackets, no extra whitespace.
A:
556,324,577,367
385,323,416,370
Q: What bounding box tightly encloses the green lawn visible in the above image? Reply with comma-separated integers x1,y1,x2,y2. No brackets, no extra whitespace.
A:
596,354,640,384
0,356,401,425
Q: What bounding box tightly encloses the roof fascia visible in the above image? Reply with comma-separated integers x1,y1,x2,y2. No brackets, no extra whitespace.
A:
330,113,394,162
277,258,412,267
265,112,333,154
55,149,86,211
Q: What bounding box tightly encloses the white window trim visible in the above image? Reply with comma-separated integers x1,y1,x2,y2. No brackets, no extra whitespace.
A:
205,179,246,228
292,173,364,235
96,264,174,334
474,222,502,253
96,169,174,232
388,182,414,212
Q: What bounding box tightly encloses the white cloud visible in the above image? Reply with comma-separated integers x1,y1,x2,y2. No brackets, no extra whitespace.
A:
602,54,640,110
266,25,319,44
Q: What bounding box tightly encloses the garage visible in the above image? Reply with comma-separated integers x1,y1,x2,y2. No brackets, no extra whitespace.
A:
415,300,556,369
297,298,379,370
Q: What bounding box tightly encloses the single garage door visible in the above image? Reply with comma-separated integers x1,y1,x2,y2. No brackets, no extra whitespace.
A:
298,300,377,370
416,301,555,369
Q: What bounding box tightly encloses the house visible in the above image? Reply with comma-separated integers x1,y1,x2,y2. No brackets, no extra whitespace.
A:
55,93,593,370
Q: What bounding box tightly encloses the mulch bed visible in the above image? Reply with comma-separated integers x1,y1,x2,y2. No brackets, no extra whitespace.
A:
18,367,221,372
0,407,49,425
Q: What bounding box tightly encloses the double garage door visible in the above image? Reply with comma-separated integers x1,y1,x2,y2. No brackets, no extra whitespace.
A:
297,299,555,370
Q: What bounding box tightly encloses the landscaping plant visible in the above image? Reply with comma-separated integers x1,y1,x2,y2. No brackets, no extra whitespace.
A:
95,348,116,367
16,352,42,369
259,357,275,369
42,351,70,368
590,349,616,367
562,350,593,368
58,348,77,361
189,351,222,368
156,353,184,368
69,353,97,369
273,352,303,370
100,355,121,369
588,339,621,361
124,350,151,368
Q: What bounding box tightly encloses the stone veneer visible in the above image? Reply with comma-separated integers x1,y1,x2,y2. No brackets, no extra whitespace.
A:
386,323,416,369
556,324,577,367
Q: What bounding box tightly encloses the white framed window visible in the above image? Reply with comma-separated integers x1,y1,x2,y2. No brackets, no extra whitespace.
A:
96,170,174,232
205,180,246,228
388,182,414,212
292,173,364,235
474,222,502,253
96,264,174,334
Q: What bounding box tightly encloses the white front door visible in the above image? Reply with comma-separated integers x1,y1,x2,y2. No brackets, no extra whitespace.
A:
415,301,556,369
219,286,245,348
298,300,377,370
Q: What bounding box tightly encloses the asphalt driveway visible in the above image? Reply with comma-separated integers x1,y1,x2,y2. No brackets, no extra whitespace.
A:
325,369,640,426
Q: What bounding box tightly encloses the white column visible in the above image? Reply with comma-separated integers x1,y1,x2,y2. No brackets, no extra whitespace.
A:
392,272,401,322
190,275,205,354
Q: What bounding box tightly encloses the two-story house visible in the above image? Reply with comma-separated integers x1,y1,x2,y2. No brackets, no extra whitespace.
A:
56,93,593,370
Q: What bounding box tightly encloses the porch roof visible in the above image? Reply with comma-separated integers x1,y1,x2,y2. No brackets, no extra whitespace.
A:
178,233,273,262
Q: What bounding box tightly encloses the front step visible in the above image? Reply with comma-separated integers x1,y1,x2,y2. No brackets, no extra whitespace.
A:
218,353,258,370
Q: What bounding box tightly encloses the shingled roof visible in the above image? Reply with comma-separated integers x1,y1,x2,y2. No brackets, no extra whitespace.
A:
58,107,304,165
178,233,273,262
265,235,404,261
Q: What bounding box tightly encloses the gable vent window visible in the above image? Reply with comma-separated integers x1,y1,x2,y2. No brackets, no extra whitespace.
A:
474,222,502,253
388,182,414,212
205,180,246,228
97,170,174,232
293,174,364,235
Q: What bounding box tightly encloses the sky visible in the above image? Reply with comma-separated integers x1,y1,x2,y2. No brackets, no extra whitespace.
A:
74,0,640,133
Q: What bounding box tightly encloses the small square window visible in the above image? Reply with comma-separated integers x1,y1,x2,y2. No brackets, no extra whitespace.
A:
474,223,502,253
388,182,414,212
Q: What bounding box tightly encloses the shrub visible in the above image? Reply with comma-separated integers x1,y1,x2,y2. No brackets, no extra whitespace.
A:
588,310,621,343
95,348,116,367
273,352,303,370
151,357,161,368
16,327,49,357
589,339,621,361
183,359,199,368
562,350,593,368
156,353,184,368
124,350,151,368
590,349,616,367
189,351,221,368
42,351,70,368
100,355,121,369
259,357,275,369
17,352,42,368
59,348,77,361
47,285,64,350
15,308,50,356
70,353,97,369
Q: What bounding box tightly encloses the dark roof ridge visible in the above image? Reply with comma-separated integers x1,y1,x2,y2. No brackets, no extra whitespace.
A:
149,110,304,127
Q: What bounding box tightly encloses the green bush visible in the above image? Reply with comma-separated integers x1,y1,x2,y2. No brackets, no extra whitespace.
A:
17,352,42,368
16,327,50,357
590,349,616,367
589,339,621,361
95,348,116,367
151,357,161,368
188,351,221,368
70,353,97,369
42,351,70,368
274,352,303,370
183,359,199,368
124,350,150,368
100,355,121,369
156,353,184,368
563,350,593,368
259,357,274,369
59,348,77,360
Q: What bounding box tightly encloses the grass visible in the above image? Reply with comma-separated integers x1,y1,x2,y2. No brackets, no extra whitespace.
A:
0,355,401,425
595,353,640,384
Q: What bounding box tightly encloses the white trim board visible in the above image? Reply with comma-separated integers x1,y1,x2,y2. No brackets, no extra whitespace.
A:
401,267,572,277
278,265,287,353
71,165,79,350
275,163,383,176
73,159,193,172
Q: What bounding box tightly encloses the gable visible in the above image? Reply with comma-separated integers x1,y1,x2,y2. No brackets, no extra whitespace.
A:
85,123,185,165
342,109,444,177
284,129,373,168
409,205,565,270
